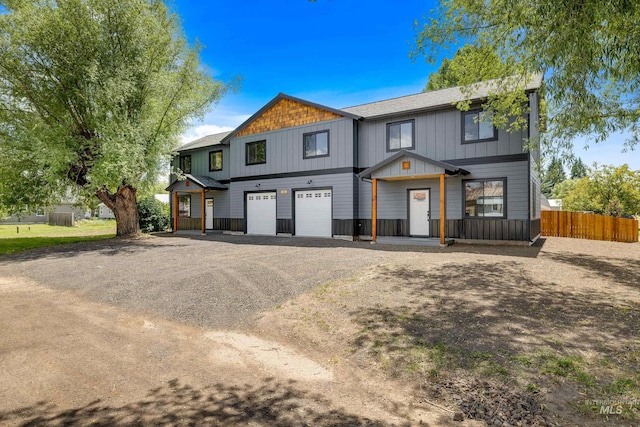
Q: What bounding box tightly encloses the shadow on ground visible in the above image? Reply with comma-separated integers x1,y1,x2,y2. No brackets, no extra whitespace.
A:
0,237,190,264
543,251,640,290
353,261,639,362
349,261,640,425
0,233,543,264
156,233,545,258
0,378,461,427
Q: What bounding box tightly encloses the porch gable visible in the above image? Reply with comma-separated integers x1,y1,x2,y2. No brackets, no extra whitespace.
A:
359,150,469,180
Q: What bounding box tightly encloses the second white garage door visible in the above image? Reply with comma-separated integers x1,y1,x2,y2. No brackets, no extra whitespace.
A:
295,189,332,237
246,192,276,235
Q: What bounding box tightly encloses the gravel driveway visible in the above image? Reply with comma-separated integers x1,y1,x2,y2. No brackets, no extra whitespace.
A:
0,233,411,328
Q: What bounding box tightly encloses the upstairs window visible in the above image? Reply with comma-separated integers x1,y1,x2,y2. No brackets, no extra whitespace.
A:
386,119,414,151
209,151,223,171
464,179,506,218
246,140,266,165
303,130,329,159
178,195,191,217
179,155,191,174
463,109,498,143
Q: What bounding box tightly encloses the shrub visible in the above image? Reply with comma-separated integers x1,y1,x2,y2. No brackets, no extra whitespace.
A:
137,197,169,233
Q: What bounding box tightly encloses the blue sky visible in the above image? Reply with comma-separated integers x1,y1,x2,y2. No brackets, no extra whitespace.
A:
172,0,440,136
171,0,638,170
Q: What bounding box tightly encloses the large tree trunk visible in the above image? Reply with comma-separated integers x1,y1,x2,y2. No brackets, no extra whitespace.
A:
96,184,140,236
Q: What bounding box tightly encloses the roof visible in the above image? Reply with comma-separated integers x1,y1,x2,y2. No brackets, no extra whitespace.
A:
166,174,228,191
177,131,233,152
359,150,469,179
342,74,543,119
220,93,362,143
175,75,543,151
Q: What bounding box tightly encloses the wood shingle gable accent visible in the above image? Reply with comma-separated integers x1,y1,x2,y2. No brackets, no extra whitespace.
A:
220,93,361,144
235,98,343,137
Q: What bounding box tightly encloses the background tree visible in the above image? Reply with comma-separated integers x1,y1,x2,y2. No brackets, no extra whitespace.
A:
550,179,578,201
541,157,566,197
570,158,588,179
563,164,640,216
137,196,170,233
0,0,228,235
425,45,508,91
413,0,640,151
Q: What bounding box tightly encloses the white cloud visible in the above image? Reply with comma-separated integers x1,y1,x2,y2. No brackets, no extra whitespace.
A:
180,124,235,144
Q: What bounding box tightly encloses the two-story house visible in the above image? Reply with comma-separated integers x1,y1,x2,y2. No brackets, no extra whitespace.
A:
168,76,542,244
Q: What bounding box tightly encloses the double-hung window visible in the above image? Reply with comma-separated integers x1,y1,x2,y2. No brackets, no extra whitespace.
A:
246,141,266,165
209,151,223,171
303,130,329,158
464,179,506,218
386,119,414,151
179,155,191,174
463,109,498,143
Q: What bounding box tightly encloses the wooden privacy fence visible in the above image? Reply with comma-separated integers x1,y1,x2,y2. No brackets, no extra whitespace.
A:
48,212,75,227
541,211,638,243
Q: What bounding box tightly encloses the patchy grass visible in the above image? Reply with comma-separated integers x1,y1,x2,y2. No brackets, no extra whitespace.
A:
281,238,640,426
0,220,116,255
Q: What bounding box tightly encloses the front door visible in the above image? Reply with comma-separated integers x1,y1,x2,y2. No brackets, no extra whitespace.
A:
409,189,430,236
205,198,214,230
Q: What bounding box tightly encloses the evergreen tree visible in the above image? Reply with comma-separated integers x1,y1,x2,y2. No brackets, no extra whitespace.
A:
570,158,588,179
541,157,567,197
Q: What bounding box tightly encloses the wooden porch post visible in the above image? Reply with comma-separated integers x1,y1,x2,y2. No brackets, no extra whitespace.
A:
201,190,205,235
173,191,178,233
372,178,378,242
440,173,446,245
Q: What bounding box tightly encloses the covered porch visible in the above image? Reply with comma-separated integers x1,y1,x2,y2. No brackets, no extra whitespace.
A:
359,150,469,245
166,174,228,234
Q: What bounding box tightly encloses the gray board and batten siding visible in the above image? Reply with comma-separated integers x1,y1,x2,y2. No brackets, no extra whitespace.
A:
230,172,356,236
229,118,355,178
171,145,231,182
355,106,529,169
357,160,530,240
358,161,529,220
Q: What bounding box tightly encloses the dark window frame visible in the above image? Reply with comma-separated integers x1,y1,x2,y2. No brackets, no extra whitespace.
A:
461,108,498,144
179,155,191,174
303,130,330,159
386,119,415,152
462,178,507,219
178,194,191,218
209,150,223,171
245,140,267,165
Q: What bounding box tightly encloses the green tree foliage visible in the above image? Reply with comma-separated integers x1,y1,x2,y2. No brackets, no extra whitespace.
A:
550,179,578,200
425,45,508,92
0,0,228,235
570,158,588,179
137,197,169,233
541,157,567,197
137,180,170,200
413,0,640,150
563,164,640,216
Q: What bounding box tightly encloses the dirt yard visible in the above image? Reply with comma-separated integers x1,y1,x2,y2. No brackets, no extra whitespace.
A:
0,235,638,426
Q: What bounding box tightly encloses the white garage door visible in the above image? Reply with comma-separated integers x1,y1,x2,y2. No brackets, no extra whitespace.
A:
246,192,276,235
295,189,332,237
